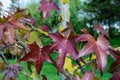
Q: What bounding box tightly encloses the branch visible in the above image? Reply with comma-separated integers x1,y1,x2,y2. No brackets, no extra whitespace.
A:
61,69,73,80
76,60,85,74
0,51,9,65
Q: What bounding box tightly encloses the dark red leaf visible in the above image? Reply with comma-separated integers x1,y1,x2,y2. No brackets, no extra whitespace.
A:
109,61,120,73
19,43,56,74
109,72,120,80
109,48,120,61
0,25,5,38
40,25,49,32
41,75,47,80
49,30,80,73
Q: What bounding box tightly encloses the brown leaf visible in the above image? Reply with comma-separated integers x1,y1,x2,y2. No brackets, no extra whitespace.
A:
109,61,120,73
0,62,6,72
109,48,120,61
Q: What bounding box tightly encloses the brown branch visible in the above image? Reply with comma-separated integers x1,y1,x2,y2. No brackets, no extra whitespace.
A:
61,69,73,80
76,60,85,74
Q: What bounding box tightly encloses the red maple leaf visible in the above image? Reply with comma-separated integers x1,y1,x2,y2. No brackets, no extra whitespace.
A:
76,29,110,75
94,22,109,37
38,0,59,19
0,9,29,43
74,71,93,80
109,72,120,80
19,43,56,74
108,49,120,74
49,30,80,73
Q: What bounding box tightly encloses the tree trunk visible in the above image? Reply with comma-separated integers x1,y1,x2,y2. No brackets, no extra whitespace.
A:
58,0,70,29
58,0,71,80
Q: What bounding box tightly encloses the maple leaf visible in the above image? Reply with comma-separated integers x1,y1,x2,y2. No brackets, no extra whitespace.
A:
81,71,93,80
19,42,56,74
0,62,6,72
38,0,59,19
0,9,29,43
108,49,120,74
41,75,47,80
5,63,22,80
109,48,120,61
74,71,93,80
49,30,80,73
94,22,109,37
109,72,120,80
76,29,110,75
40,25,49,32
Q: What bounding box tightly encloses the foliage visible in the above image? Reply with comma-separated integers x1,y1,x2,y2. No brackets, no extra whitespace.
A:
0,0,119,80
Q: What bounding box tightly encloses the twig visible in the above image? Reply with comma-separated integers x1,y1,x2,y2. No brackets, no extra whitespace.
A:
1,39,7,46
0,51,9,65
50,61,73,80
76,60,85,74
61,69,73,80
16,36,29,51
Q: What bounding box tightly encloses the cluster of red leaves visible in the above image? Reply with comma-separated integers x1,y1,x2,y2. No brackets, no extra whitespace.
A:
19,22,111,76
0,0,115,80
0,8,29,44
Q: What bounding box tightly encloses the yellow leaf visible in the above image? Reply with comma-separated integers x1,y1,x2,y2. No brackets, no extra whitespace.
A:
85,55,96,61
26,31,43,47
58,15,63,23
10,44,22,55
64,57,73,74
59,26,65,32
115,47,120,50
30,72,36,79
61,0,69,4
34,28,48,36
